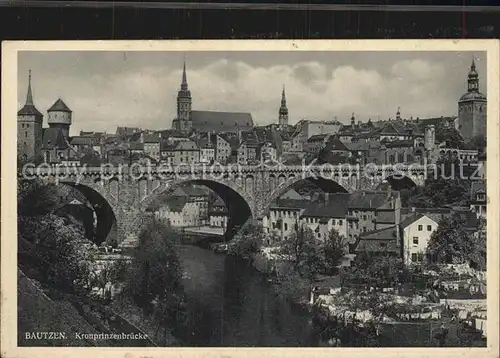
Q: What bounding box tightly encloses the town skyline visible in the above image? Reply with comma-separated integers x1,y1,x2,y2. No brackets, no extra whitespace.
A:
18,51,487,135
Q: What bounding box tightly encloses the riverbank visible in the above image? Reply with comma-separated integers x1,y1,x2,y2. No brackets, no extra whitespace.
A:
248,250,487,347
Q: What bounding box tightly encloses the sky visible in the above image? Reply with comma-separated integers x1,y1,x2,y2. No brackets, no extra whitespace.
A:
18,51,487,136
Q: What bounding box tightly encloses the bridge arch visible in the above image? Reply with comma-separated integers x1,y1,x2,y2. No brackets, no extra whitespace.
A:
66,183,118,245
379,175,418,191
21,178,119,246
141,178,255,240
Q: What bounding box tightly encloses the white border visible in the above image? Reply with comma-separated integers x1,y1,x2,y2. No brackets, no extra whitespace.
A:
2,40,499,358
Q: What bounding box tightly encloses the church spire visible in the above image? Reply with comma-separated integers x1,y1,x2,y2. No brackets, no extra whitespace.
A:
281,84,287,107
181,56,188,90
278,84,289,126
467,57,479,92
26,69,34,106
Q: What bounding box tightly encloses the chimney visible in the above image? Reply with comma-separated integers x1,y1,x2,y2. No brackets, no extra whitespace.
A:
411,207,416,213
324,192,329,204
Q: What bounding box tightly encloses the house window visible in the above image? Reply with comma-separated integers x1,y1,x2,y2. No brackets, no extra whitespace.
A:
418,225,423,231
363,227,367,232
427,225,432,231
338,220,343,225
363,215,367,220
413,237,419,245
318,233,321,238
25,131,28,138
411,253,418,262
284,223,288,231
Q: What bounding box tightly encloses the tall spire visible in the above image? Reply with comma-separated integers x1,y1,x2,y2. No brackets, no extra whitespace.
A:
278,84,289,126
181,56,188,90
26,69,33,105
467,57,479,92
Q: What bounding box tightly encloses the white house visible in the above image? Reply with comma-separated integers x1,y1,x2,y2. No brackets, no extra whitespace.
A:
400,213,439,266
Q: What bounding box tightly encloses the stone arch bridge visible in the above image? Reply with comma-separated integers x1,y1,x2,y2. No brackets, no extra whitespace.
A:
22,162,428,245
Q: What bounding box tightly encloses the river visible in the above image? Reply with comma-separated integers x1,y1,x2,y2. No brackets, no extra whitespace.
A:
174,244,318,347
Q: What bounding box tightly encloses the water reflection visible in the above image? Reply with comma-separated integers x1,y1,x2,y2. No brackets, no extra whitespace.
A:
175,245,316,347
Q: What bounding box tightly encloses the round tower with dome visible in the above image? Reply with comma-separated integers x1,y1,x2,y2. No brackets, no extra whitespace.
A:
47,98,72,139
458,59,487,142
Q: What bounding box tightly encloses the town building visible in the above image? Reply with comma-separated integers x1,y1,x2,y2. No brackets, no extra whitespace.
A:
355,226,400,257
263,189,310,240
300,193,349,241
346,190,401,243
400,213,439,265
470,181,486,219
160,139,200,165
155,196,200,227
209,196,228,229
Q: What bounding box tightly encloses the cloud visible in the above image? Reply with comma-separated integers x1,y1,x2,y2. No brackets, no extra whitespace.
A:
18,53,479,135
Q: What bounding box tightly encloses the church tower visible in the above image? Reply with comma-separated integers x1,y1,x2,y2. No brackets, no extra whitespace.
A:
458,59,487,141
278,85,289,126
17,70,43,162
176,60,192,133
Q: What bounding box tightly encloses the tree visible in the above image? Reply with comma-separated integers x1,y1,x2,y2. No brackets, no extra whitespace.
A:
19,213,97,295
230,219,264,259
341,251,404,289
124,219,185,326
280,225,324,281
405,176,471,208
18,180,61,217
425,214,477,266
321,229,349,275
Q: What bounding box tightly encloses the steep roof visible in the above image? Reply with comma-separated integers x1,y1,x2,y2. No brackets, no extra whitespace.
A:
48,98,72,113
308,134,329,143
471,181,486,198
175,140,199,151
301,193,350,218
116,126,142,136
380,122,401,135
375,211,396,224
348,191,389,209
400,213,428,228
356,226,399,253
182,185,210,197
143,132,161,143
325,136,349,151
165,196,188,213
191,110,254,133
384,139,414,148
70,136,93,146
279,189,303,200
270,199,310,210
129,141,144,150
18,104,43,116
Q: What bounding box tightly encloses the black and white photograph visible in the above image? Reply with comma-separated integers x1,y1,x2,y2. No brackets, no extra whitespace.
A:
2,41,498,355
